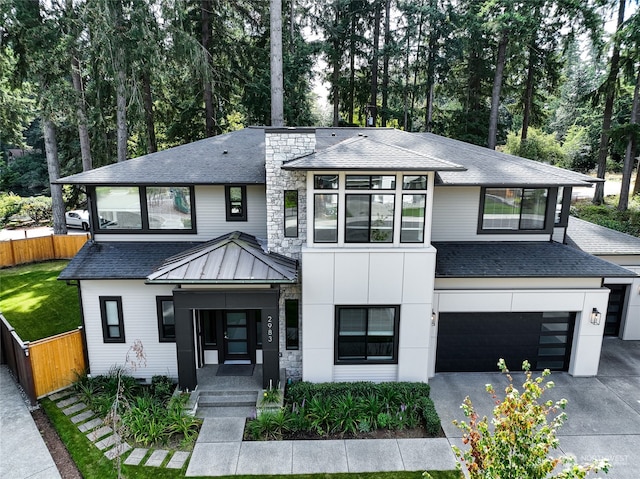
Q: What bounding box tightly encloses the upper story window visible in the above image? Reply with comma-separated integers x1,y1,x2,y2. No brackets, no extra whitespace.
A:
480,187,548,232
312,174,428,244
95,186,194,232
284,190,298,237
226,185,247,221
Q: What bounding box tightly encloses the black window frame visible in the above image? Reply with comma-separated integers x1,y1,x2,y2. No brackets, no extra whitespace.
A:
100,296,125,343
92,185,196,234
285,299,299,350
334,305,400,364
554,187,572,227
156,296,176,342
345,194,395,243
478,187,553,234
225,185,247,221
284,190,298,238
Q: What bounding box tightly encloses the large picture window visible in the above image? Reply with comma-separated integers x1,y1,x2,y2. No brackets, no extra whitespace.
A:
345,194,395,243
314,193,338,242
100,296,125,343
335,306,399,363
481,187,548,232
95,185,195,232
156,297,175,342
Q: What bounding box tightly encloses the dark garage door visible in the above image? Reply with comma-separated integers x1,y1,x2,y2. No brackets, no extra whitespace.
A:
436,312,576,372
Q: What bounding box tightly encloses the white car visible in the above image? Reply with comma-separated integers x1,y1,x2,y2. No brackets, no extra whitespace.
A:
65,210,90,230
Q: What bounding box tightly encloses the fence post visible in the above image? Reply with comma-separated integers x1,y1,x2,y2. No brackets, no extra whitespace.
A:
9,239,16,266
50,235,57,259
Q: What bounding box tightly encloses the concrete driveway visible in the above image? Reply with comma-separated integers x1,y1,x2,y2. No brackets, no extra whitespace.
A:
430,337,640,478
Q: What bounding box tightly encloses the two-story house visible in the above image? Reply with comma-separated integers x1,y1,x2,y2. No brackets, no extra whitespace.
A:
57,127,640,391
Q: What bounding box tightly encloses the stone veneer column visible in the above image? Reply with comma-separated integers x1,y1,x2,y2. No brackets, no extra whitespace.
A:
265,128,315,380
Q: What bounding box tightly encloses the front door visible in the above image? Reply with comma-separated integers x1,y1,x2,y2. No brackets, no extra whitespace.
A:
223,311,251,363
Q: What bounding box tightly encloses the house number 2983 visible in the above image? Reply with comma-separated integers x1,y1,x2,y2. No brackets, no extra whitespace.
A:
267,315,273,343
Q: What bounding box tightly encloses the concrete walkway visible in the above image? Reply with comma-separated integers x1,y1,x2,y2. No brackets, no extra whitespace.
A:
0,366,61,479
186,417,456,476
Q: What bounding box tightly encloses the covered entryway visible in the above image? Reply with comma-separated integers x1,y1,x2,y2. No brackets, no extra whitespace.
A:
146,232,298,390
436,311,576,372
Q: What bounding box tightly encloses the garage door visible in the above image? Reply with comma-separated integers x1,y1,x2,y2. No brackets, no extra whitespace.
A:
436,312,575,372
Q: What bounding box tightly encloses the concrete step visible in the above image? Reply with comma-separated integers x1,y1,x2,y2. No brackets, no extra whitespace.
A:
196,406,255,419
197,393,257,407
198,390,259,398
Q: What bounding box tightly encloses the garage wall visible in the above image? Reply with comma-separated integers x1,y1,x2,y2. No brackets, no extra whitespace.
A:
301,247,436,383
431,287,611,378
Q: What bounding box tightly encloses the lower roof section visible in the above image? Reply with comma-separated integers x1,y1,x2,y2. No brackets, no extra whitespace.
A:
58,232,298,284
433,241,637,279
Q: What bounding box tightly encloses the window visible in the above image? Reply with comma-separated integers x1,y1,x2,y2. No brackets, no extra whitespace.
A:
402,175,427,190
401,194,426,243
225,185,247,221
95,185,195,232
285,299,299,350
481,187,548,232
100,297,124,343
554,187,571,226
156,297,175,342
314,193,338,242
284,190,298,237
346,175,396,190
345,194,395,243
314,175,338,189
335,306,399,363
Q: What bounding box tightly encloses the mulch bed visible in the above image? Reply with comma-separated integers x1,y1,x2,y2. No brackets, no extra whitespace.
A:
31,409,82,479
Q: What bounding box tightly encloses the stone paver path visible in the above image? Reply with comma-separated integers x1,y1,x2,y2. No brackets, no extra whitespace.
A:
50,387,192,471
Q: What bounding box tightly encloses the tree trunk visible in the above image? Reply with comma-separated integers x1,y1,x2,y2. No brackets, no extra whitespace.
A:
521,41,537,142
381,0,391,127
43,118,67,235
618,66,640,211
488,32,508,150
348,13,356,125
332,6,340,127
201,0,215,136
116,63,127,162
71,54,93,171
593,0,625,205
142,70,157,153
370,1,381,126
410,5,424,131
270,0,284,127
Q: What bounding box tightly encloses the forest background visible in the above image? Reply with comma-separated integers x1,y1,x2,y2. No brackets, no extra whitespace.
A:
1,0,639,228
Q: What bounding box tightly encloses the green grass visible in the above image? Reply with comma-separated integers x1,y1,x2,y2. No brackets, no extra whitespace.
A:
41,398,460,479
0,260,80,341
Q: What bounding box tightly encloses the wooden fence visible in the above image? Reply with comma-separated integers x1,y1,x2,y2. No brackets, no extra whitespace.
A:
0,314,86,404
0,234,89,268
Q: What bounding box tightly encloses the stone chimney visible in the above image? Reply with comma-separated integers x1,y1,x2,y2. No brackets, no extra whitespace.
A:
265,128,315,259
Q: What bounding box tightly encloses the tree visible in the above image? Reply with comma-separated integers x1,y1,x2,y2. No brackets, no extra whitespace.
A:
593,0,627,205
271,0,285,126
452,359,610,479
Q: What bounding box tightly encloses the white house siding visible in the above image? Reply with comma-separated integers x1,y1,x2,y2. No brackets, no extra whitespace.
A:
301,247,436,383
431,186,551,242
432,286,611,378
93,185,267,242
80,280,178,381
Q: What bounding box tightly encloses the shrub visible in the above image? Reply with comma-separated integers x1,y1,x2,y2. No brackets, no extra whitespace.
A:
21,196,52,225
0,192,23,227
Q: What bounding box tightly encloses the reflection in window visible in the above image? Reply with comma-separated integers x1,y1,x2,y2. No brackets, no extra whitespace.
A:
345,194,394,243
402,175,427,190
314,194,338,242
96,186,142,229
314,175,338,189
100,296,124,343
346,175,395,190
284,190,298,237
226,186,247,221
555,187,564,225
401,194,426,243
285,299,299,350
147,187,192,229
482,188,548,231
336,306,398,362
156,297,175,342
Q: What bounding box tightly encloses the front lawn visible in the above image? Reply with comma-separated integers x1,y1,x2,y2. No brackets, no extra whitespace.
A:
0,260,80,341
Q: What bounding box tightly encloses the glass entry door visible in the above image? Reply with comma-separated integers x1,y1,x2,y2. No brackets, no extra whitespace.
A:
223,312,250,362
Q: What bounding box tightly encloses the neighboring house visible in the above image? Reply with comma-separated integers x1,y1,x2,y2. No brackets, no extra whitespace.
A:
57,127,638,391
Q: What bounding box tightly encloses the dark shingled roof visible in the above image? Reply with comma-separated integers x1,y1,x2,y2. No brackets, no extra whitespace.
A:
58,241,201,280
566,216,640,256
56,127,598,188
282,135,466,171
55,128,267,185
147,231,297,284
433,241,636,278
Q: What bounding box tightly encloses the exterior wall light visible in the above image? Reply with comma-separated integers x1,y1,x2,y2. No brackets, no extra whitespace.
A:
431,311,436,326
590,308,602,325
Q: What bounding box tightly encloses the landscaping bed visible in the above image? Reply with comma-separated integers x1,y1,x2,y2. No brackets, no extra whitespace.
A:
245,381,442,441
